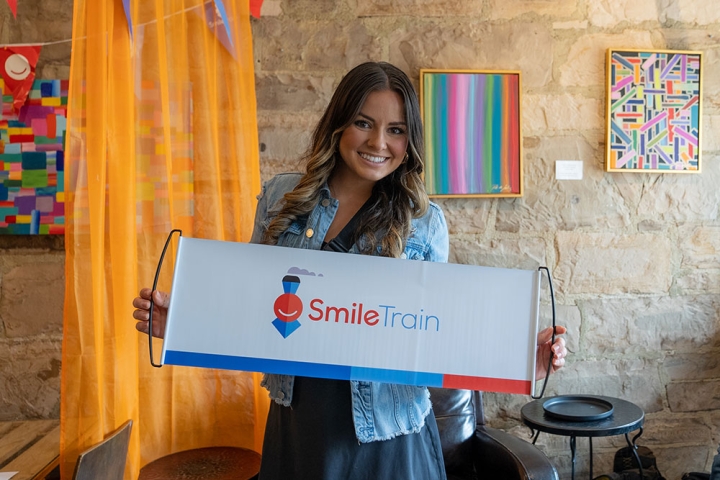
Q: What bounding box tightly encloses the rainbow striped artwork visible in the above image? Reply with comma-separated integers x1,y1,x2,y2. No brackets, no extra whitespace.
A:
421,70,522,197
606,49,702,172
0,78,67,234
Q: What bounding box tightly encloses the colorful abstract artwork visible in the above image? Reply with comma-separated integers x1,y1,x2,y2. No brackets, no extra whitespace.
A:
606,49,702,172
0,78,66,234
420,70,522,197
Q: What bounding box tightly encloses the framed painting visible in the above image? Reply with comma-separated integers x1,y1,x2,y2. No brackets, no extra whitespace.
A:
420,69,522,198
605,49,703,172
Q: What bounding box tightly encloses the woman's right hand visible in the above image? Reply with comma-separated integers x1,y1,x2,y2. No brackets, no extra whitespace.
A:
132,288,170,339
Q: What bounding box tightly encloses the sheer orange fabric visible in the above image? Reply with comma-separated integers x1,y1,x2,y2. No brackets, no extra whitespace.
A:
60,0,264,477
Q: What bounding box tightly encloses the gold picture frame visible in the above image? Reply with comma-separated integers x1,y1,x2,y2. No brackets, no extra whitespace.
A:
420,69,523,197
605,49,703,173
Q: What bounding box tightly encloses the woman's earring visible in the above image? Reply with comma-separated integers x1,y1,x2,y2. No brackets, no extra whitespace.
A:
403,152,409,163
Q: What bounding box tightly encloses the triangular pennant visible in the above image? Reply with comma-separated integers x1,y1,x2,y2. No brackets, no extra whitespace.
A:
122,0,133,39
249,0,263,18
0,45,42,112
6,0,17,18
207,0,236,59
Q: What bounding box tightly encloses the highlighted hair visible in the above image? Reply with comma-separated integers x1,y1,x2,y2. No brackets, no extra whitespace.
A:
262,62,429,258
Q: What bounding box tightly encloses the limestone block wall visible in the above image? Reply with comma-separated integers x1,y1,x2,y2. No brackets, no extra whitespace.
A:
0,237,64,421
252,1,720,478
0,0,71,422
1,0,719,478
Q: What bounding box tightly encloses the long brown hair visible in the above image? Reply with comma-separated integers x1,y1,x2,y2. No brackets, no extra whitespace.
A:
262,62,429,258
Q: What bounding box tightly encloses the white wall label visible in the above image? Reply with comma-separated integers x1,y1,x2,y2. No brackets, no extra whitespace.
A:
555,160,583,180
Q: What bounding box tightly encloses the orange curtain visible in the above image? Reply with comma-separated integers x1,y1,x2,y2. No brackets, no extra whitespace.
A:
60,0,265,477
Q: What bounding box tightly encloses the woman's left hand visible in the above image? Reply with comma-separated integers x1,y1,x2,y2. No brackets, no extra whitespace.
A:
535,326,567,380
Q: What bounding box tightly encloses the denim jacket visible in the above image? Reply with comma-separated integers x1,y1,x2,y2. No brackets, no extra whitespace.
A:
250,173,449,443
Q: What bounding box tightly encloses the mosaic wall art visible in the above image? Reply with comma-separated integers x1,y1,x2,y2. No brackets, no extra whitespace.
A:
0,78,66,234
606,49,703,172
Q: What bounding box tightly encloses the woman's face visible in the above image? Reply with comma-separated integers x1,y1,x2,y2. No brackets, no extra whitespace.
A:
336,89,408,188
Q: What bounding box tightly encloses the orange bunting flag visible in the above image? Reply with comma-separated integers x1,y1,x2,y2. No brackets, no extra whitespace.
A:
6,0,17,18
249,0,263,18
0,45,42,111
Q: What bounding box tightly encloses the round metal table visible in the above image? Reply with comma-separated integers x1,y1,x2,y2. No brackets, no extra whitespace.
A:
521,395,645,480
138,446,261,480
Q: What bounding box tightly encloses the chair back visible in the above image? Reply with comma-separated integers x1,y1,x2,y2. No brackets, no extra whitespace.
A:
430,387,482,477
72,419,133,480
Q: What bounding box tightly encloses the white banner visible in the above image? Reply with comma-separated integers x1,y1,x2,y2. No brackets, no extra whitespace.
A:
161,238,542,394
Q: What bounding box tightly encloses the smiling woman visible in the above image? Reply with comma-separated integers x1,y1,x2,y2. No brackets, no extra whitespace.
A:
132,61,567,480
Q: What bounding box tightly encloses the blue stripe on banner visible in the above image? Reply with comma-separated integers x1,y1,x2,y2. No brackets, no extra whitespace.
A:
165,350,353,378
164,350,446,386
350,367,444,387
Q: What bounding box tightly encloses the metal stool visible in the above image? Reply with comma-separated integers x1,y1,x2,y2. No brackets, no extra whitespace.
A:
138,446,261,480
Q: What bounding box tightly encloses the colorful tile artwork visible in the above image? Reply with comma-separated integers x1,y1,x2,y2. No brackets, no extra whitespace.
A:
137,81,194,234
0,78,67,234
607,50,702,172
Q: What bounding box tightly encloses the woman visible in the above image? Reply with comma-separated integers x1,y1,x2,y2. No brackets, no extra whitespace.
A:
133,62,567,479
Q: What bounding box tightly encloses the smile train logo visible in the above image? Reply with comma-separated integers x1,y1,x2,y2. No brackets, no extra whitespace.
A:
272,275,303,338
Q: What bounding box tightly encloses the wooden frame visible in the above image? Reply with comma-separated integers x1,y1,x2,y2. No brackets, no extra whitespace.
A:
605,49,703,173
420,69,523,198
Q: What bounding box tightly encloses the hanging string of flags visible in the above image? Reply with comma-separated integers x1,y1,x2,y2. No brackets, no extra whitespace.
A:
121,0,264,56
4,0,266,50
1,0,264,107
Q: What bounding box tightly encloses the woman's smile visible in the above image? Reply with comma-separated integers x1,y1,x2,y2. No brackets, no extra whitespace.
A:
358,152,390,164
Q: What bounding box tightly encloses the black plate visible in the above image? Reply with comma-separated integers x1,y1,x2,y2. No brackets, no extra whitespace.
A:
542,395,614,422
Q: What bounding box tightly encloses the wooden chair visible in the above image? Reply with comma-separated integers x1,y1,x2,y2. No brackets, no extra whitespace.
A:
72,420,133,480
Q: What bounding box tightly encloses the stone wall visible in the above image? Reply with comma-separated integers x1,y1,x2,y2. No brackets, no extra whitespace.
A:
2,0,719,478
0,0,71,422
252,1,720,478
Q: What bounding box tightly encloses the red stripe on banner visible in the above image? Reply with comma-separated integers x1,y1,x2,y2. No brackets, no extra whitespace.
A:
442,375,532,394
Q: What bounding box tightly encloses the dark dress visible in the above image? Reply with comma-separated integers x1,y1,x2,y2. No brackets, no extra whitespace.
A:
258,376,447,480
